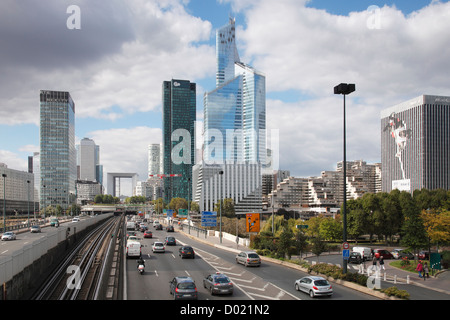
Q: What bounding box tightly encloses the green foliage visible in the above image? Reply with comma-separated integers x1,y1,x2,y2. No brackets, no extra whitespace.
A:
381,287,410,300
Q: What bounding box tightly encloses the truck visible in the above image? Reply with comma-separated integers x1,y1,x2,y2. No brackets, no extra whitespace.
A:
126,221,135,230
352,247,373,261
126,241,142,258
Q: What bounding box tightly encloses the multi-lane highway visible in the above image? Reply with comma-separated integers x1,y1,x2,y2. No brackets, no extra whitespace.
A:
125,220,379,301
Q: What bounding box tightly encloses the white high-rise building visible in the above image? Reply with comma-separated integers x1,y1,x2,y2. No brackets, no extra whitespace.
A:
77,138,99,182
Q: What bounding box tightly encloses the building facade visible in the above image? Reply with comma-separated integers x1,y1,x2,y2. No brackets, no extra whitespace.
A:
39,90,77,210
381,95,450,192
77,137,102,185
162,79,196,202
0,163,35,216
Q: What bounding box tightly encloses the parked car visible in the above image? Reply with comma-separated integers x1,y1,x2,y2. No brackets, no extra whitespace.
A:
30,225,41,233
169,276,198,300
373,249,393,259
203,273,233,295
179,246,195,259
1,232,16,241
348,252,363,264
295,276,333,298
236,251,261,267
391,248,414,260
166,225,174,232
165,236,176,246
143,230,153,238
152,241,165,253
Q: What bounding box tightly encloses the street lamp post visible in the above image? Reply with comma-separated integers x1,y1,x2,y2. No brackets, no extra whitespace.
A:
334,83,355,274
2,174,6,233
219,170,224,244
27,180,31,228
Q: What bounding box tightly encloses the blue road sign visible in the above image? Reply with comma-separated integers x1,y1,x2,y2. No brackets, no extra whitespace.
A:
343,249,350,260
201,211,217,227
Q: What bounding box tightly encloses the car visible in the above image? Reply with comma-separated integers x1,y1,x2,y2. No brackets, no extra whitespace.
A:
166,225,174,232
155,224,163,230
179,246,195,259
165,236,176,246
348,251,363,264
144,230,153,238
418,251,437,260
126,231,137,238
391,248,414,260
1,232,16,241
203,273,233,295
373,249,393,259
50,218,59,227
127,236,139,242
169,276,198,300
30,225,41,233
140,225,148,232
72,217,80,223
152,241,165,253
236,251,261,267
295,276,333,298
153,220,160,227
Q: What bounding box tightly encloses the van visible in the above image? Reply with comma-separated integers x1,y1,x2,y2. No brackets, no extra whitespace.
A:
126,241,142,258
126,221,135,230
352,247,372,261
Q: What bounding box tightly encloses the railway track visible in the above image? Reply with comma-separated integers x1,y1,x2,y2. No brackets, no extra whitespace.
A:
32,215,122,300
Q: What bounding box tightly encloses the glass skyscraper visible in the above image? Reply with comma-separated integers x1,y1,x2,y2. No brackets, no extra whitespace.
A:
162,80,196,203
381,94,450,192
204,18,266,165
39,90,77,210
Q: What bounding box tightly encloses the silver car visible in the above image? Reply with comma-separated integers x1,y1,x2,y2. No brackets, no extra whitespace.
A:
152,241,165,253
1,232,16,241
30,225,41,233
295,276,333,298
236,251,261,267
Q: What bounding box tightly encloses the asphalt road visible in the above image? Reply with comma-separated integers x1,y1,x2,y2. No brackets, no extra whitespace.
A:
125,223,378,301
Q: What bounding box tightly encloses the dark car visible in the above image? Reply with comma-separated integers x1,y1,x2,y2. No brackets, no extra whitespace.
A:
348,252,363,264
144,230,153,238
203,273,233,295
155,224,163,230
179,246,195,259
166,225,174,232
373,249,393,259
169,276,198,300
165,236,176,246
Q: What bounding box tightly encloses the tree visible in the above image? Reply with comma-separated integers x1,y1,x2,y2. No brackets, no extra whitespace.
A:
168,197,187,213
319,216,342,242
311,236,328,262
293,229,309,258
421,209,450,247
278,227,294,259
190,201,199,213
214,198,235,218
399,191,427,256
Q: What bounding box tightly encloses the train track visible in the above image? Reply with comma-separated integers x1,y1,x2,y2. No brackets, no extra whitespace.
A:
32,216,122,300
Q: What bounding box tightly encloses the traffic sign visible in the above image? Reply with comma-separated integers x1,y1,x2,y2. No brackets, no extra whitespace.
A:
343,249,350,260
201,211,217,227
342,242,350,250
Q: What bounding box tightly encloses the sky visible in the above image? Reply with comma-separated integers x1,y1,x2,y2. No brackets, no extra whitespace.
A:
1,0,450,196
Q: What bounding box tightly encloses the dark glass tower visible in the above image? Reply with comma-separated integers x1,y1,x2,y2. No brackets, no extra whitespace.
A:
162,80,196,203
39,90,76,210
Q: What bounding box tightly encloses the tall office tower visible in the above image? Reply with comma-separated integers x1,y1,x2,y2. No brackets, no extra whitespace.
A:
40,90,77,209
381,95,450,192
148,143,162,176
205,18,266,164
198,18,267,213
77,138,100,182
162,79,196,202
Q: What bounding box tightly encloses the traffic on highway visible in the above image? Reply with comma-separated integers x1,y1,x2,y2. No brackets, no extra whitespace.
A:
124,215,378,301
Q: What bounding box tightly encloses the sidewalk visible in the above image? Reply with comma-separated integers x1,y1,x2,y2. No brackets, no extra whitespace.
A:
177,225,450,297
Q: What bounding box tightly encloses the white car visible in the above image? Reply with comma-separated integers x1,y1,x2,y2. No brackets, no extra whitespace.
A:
152,241,165,253
1,232,16,241
72,217,80,223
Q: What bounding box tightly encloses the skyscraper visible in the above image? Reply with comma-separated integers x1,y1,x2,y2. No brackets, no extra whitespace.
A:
381,94,450,192
77,137,100,182
39,90,76,209
162,79,196,202
197,18,267,213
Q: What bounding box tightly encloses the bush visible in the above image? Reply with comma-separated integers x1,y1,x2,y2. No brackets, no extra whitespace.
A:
381,286,410,300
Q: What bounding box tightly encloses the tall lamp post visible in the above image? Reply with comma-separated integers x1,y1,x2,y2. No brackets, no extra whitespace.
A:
2,174,6,233
219,170,224,244
333,83,355,274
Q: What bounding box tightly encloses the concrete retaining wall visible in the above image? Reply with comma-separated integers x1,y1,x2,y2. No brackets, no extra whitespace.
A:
0,213,113,300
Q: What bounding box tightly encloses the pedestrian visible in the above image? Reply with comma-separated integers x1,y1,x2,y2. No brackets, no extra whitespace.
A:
423,262,429,280
379,256,385,272
416,260,423,278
